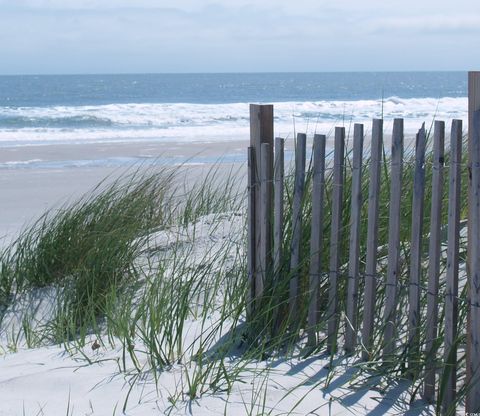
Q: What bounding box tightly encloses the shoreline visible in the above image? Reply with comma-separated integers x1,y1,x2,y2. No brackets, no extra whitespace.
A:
0,139,249,240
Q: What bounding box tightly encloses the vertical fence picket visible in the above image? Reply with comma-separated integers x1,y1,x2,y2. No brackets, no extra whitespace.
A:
274,138,285,279
273,137,285,334
443,119,462,413
258,142,272,302
383,118,404,359
467,110,480,412
327,127,345,354
361,119,383,361
289,133,307,326
345,124,364,354
407,124,427,375
307,134,327,345
423,120,445,402
247,146,256,320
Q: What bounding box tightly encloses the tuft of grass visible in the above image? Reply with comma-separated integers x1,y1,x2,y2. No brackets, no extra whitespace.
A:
0,167,175,338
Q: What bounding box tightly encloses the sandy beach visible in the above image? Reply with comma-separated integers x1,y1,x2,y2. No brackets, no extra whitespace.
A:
0,139,249,239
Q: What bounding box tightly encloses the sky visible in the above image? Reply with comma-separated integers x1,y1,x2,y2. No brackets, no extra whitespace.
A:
0,0,479,74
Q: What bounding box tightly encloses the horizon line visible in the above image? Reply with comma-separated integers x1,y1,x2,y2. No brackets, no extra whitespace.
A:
0,70,470,77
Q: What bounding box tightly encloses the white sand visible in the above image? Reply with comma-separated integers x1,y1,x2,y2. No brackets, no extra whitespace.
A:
0,343,433,415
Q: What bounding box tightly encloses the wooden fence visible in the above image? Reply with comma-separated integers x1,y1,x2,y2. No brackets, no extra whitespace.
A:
247,72,480,414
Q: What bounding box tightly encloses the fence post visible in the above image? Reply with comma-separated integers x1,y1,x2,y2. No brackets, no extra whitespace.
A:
443,119,462,413
249,104,274,319
361,118,383,361
289,133,307,328
423,120,445,402
383,118,404,359
345,124,364,354
468,111,480,413
407,124,427,376
327,127,345,354
307,134,327,345
467,72,480,413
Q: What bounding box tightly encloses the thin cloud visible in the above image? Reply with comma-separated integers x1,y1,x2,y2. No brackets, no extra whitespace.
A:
368,14,480,34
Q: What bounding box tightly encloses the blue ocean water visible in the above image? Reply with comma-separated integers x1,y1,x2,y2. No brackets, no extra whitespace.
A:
0,72,467,107
0,72,468,147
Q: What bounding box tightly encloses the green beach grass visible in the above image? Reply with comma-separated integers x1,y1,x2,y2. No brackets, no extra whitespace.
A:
0,129,470,414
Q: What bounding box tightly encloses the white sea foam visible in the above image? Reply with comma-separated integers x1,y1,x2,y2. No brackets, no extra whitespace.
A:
2,159,43,166
0,97,468,146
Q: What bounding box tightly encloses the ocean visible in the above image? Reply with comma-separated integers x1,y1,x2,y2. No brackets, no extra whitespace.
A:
0,72,467,147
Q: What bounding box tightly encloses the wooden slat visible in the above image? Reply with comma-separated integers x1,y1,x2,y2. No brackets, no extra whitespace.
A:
247,146,256,320
327,127,345,354
307,134,327,345
258,142,272,302
289,133,307,327
467,72,480,413
442,119,462,413
382,118,404,359
407,124,427,376
467,110,480,413
345,124,364,354
272,137,285,334
274,137,285,278
361,118,383,361
423,120,445,402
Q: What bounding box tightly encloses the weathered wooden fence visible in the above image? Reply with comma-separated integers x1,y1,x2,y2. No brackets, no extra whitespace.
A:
247,71,480,413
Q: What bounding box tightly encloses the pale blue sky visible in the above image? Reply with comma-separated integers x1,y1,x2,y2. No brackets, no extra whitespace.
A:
0,0,479,74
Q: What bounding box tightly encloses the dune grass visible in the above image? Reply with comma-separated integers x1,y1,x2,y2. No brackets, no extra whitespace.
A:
0,168,176,340
0,129,471,414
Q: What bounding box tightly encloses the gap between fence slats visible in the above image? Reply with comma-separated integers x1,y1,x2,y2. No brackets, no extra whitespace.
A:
423,120,445,403
383,118,404,359
407,123,427,376
442,119,462,413
361,118,383,361
327,127,345,354
307,134,326,346
289,133,307,328
345,124,364,354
